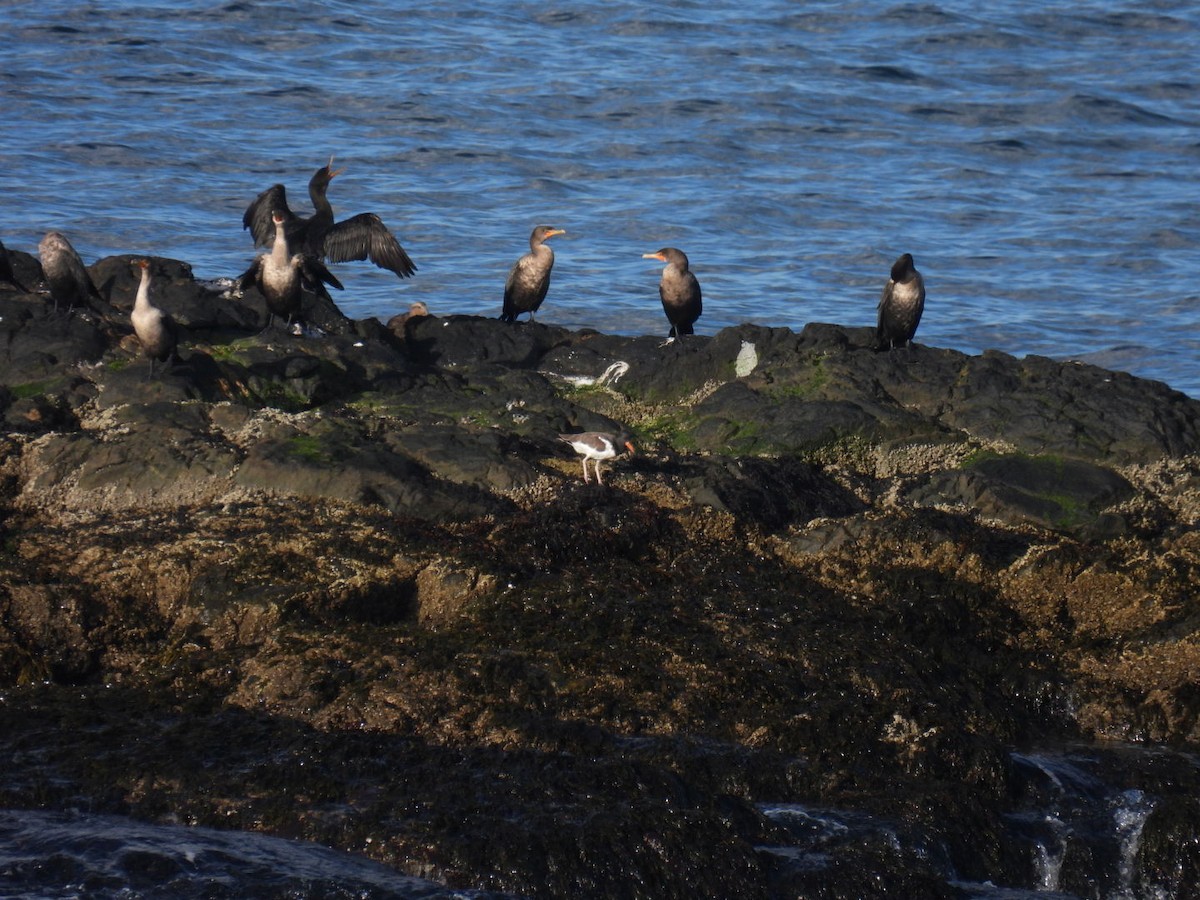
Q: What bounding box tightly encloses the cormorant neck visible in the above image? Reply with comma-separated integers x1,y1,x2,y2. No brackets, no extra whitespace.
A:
270,222,291,263
308,180,334,218
134,268,151,311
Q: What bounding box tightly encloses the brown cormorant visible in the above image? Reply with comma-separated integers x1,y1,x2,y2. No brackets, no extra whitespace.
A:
642,247,702,339
38,231,102,313
875,253,925,351
500,225,565,323
386,300,429,336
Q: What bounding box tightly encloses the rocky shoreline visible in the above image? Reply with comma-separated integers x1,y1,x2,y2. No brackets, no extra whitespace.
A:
2,251,1199,897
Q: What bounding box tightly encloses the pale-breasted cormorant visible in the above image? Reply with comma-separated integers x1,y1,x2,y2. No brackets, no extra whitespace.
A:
131,259,178,377
642,247,702,339
558,432,635,486
237,212,338,332
242,157,416,287
875,253,925,351
500,225,565,323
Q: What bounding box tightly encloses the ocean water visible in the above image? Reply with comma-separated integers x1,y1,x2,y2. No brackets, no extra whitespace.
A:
1,1,1197,395
0,808,499,898
3,5,1198,894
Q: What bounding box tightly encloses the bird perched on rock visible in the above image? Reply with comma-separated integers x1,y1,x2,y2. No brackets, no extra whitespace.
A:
38,231,102,313
387,300,429,335
131,259,179,377
500,225,565,323
237,211,338,332
875,252,925,351
0,238,28,292
642,247,702,341
558,431,635,486
243,157,416,292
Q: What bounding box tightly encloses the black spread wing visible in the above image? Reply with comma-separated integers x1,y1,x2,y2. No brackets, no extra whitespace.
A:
235,256,264,292
323,213,416,278
299,255,344,293
243,184,296,248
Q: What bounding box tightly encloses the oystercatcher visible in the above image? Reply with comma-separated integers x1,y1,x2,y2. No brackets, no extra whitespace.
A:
558,431,635,486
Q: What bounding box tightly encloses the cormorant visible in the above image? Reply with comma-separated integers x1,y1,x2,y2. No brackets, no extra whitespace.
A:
642,247,702,339
500,225,565,323
875,253,925,351
242,157,416,287
237,211,338,332
131,259,178,377
38,231,102,313
386,300,429,335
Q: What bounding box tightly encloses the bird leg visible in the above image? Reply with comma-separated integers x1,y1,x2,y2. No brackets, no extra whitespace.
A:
581,459,590,484
146,356,174,381
595,460,605,486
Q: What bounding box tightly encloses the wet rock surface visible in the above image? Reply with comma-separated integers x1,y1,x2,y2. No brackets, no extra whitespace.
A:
1,256,1199,897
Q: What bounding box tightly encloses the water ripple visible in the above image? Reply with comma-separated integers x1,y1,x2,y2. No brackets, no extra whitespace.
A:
0,0,1197,396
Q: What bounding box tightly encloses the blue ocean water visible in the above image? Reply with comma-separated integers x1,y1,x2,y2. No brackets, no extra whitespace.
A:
3,1,1198,394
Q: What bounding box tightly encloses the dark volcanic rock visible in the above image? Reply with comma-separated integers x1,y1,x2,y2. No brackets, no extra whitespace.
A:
679,454,866,530
910,453,1138,537
232,418,509,519
0,296,110,383
405,314,573,368
931,350,1200,464
2,248,45,291
3,250,1200,899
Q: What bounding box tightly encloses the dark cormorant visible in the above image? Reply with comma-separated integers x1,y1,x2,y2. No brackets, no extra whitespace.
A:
558,431,635,486
242,157,416,286
500,225,565,323
0,238,28,292
875,253,925,351
237,212,338,332
38,231,102,313
642,247,702,339
131,259,179,377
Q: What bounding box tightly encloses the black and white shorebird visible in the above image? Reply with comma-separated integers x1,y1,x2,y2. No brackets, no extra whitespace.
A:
131,259,179,377
243,157,416,291
38,231,102,313
875,252,925,351
642,247,702,341
500,225,565,323
558,431,635,486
